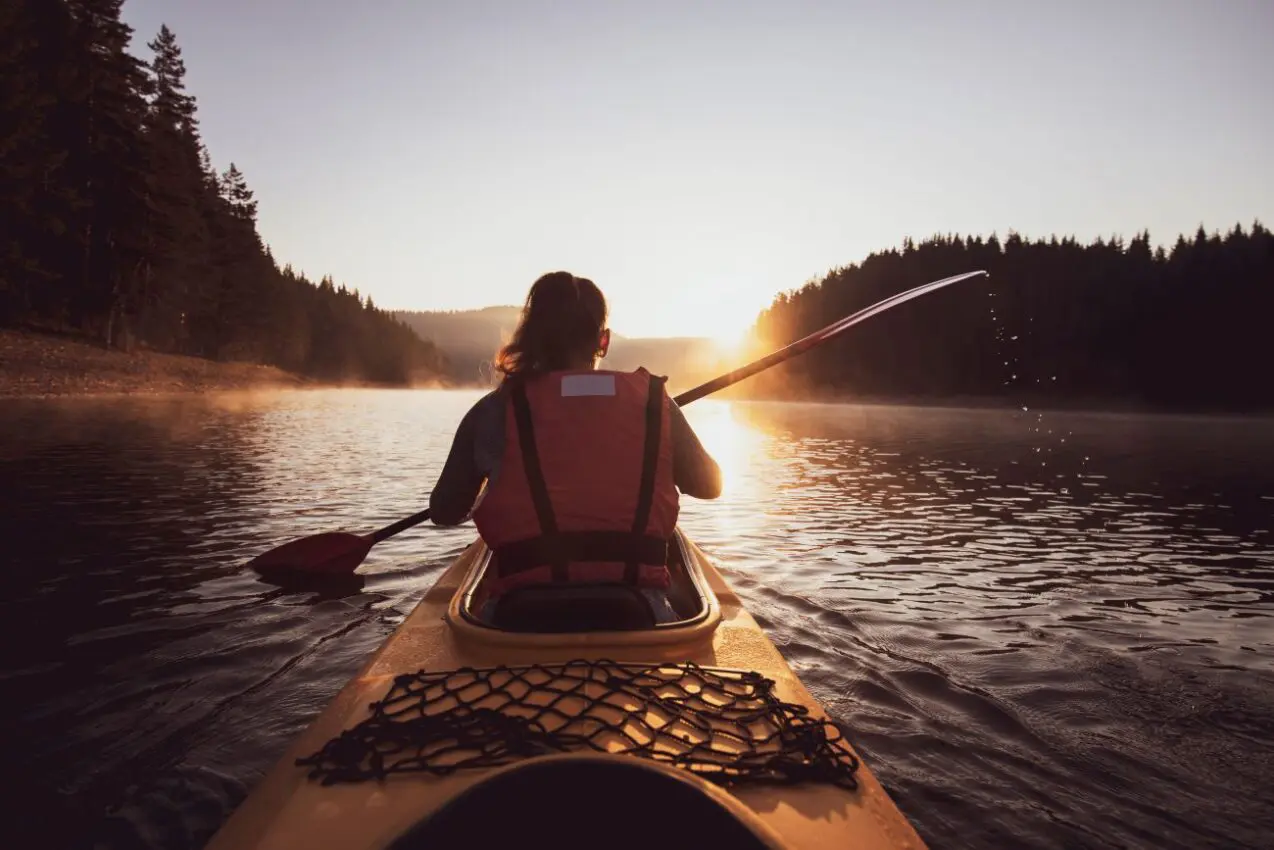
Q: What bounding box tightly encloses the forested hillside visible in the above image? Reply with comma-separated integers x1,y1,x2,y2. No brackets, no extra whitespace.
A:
394,307,520,384
395,306,728,391
0,0,445,384
750,227,1274,411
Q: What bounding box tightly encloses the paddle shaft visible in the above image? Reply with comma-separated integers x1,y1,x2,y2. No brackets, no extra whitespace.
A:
371,508,433,543
369,269,987,544
672,270,987,404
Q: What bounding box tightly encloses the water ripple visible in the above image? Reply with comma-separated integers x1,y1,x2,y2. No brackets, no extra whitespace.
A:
1,393,1272,849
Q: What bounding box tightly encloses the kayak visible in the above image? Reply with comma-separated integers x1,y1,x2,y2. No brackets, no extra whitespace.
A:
208,531,928,850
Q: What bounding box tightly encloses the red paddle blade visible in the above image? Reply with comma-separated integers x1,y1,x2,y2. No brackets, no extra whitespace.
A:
247,532,374,575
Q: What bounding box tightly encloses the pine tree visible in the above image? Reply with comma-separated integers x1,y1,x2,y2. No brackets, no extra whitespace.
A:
209,162,273,360
63,0,154,348
140,23,212,351
219,163,258,223
1128,229,1152,263
0,0,81,324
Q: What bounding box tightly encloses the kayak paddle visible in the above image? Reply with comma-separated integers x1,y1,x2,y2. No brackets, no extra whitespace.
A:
247,269,987,575
248,509,432,575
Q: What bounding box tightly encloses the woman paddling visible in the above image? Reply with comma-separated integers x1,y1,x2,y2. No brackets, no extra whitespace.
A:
430,271,722,623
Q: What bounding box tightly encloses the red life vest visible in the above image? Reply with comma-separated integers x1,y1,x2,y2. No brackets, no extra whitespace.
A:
472,368,679,597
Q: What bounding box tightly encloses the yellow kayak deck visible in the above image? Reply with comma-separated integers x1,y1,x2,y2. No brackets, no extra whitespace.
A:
207,534,927,850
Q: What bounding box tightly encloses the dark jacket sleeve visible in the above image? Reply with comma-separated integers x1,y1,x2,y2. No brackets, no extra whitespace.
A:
669,400,723,499
429,395,492,525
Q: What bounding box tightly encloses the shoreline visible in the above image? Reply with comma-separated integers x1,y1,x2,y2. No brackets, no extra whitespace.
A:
0,328,322,398
4,329,1270,417
725,390,1274,418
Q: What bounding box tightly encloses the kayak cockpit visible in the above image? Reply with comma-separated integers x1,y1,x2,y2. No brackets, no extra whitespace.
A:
447,529,722,644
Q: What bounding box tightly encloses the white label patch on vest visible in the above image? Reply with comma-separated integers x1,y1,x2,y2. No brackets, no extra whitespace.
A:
561,374,617,397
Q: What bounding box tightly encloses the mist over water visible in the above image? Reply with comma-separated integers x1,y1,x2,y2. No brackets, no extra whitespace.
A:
1,391,1271,849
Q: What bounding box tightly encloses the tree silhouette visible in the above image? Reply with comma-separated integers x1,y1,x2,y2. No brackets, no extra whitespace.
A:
750,225,1274,411
0,3,448,385
4,2,1268,404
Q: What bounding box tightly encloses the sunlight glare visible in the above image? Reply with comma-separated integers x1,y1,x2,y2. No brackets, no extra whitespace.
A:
709,324,753,362
681,401,767,499
611,287,764,344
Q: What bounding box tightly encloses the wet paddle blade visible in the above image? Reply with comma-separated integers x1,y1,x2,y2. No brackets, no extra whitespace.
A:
247,532,374,575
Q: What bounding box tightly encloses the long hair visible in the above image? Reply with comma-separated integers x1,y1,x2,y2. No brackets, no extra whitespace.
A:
495,271,608,382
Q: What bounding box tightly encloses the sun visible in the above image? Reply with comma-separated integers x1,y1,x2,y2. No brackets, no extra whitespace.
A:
693,296,768,363
709,325,751,361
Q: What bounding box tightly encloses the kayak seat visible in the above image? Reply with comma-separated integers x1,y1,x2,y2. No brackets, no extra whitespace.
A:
384,755,780,850
459,531,712,632
490,583,657,632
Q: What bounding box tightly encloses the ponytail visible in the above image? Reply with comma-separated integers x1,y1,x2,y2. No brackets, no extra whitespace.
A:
495,272,608,381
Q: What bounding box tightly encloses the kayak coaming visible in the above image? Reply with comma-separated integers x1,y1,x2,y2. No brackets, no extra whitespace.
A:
376,750,794,850
447,529,723,648
206,534,928,850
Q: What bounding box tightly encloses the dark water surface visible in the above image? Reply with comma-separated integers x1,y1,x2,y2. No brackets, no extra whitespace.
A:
2,390,1272,849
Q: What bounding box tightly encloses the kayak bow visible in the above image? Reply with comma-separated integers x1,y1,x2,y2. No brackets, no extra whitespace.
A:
210,533,928,850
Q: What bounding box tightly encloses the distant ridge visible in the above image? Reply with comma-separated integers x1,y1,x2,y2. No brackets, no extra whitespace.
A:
394,307,730,392
393,307,519,384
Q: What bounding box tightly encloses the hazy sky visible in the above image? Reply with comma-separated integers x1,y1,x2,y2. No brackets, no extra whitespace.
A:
120,0,1273,340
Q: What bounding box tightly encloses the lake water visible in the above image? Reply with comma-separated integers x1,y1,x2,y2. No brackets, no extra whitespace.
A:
1,390,1272,849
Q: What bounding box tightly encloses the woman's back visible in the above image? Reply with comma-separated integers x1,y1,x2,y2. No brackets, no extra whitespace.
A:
429,373,721,526
428,271,721,620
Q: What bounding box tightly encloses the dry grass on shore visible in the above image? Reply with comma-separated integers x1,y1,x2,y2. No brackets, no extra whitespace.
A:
0,329,312,397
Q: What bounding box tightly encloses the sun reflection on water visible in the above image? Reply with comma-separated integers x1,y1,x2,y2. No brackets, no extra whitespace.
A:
680,400,770,498
674,400,806,556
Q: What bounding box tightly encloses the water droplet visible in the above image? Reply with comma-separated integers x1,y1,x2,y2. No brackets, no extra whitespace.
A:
1011,374,1017,380
1010,335,1019,340
1021,406,1029,412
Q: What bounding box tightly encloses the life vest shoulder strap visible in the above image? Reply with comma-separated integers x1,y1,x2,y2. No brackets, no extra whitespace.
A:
629,371,667,582
508,379,565,580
